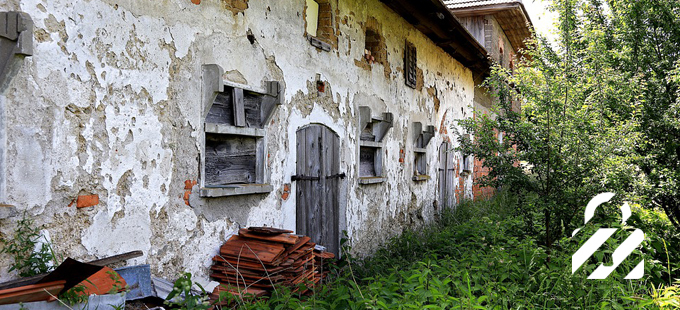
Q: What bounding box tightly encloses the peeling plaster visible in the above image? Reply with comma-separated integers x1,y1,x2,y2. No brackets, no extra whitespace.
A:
0,0,477,282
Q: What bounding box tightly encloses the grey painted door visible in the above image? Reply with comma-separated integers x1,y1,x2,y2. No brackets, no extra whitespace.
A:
295,124,340,256
438,142,455,208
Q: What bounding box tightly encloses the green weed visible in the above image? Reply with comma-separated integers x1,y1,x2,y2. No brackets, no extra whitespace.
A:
0,212,56,277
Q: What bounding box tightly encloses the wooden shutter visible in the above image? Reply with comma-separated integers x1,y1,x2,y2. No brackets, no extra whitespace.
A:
404,41,417,88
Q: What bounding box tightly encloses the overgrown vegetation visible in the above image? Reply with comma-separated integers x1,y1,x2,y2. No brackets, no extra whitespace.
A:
166,272,211,310
201,193,678,309
457,0,680,249
0,212,56,277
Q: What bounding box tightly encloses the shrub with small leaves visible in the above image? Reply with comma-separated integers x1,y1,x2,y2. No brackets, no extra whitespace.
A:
0,212,56,277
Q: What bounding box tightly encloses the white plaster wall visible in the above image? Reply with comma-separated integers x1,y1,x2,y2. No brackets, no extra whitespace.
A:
0,0,476,282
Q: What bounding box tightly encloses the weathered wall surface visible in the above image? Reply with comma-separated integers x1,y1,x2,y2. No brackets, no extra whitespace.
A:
0,0,474,282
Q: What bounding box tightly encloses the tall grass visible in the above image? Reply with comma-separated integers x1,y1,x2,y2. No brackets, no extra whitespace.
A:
216,192,679,309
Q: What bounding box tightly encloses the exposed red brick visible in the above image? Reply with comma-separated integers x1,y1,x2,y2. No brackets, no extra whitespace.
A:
77,195,99,208
439,111,448,134
191,0,201,4
282,183,291,201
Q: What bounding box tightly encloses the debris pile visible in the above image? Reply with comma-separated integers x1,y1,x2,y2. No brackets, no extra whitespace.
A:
0,256,133,308
208,227,335,303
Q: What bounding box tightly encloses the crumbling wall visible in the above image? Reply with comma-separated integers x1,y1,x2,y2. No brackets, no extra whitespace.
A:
0,0,475,283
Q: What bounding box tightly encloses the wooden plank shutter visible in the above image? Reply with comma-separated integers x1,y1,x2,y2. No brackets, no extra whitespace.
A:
233,88,245,127
296,125,341,256
404,41,417,88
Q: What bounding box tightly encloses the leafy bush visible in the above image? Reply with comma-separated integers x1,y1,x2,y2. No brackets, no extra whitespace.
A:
0,212,56,277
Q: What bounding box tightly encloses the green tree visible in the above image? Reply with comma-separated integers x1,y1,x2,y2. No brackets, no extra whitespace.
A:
457,0,642,246
606,0,680,228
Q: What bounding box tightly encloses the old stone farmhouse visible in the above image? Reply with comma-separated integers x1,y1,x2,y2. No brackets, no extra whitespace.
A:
0,0,532,281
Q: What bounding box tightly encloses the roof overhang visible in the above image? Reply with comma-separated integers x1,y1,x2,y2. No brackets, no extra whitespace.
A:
450,2,534,54
380,0,491,77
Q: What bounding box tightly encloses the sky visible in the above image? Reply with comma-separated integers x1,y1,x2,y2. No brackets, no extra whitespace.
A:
522,0,558,42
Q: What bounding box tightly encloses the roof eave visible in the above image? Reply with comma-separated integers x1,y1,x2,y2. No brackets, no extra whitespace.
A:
380,0,491,77
450,2,534,54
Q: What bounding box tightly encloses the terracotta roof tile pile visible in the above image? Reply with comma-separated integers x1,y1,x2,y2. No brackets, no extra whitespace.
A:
208,227,335,304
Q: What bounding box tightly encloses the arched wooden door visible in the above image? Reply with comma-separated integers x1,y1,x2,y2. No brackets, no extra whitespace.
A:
295,124,341,255
439,142,455,208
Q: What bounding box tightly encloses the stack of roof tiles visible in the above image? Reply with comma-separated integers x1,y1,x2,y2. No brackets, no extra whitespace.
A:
208,227,335,304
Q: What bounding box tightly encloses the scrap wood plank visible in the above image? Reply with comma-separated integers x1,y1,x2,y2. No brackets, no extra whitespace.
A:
280,259,295,267
247,227,294,235
215,255,285,269
209,285,268,306
220,236,285,264
211,256,285,271
291,269,316,285
213,256,281,270
213,271,287,283
212,270,286,283
295,276,321,295
291,255,315,268
213,284,267,298
210,265,287,281
210,265,263,277
288,248,314,261
210,274,278,289
314,251,335,260
88,250,143,266
210,270,285,282
283,263,313,274
0,280,66,305
281,236,312,257
238,228,299,245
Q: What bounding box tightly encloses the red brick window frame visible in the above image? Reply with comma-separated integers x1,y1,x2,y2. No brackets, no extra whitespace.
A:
304,0,335,51
364,26,387,66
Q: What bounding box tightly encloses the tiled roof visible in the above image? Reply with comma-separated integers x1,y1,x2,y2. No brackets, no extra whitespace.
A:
444,0,522,10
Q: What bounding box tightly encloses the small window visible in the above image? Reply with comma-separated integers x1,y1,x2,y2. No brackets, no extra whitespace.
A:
358,106,393,184
305,0,334,51
404,41,417,88
461,134,473,176
200,65,282,197
412,122,434,181
463,154,473,175
363,21,387,66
